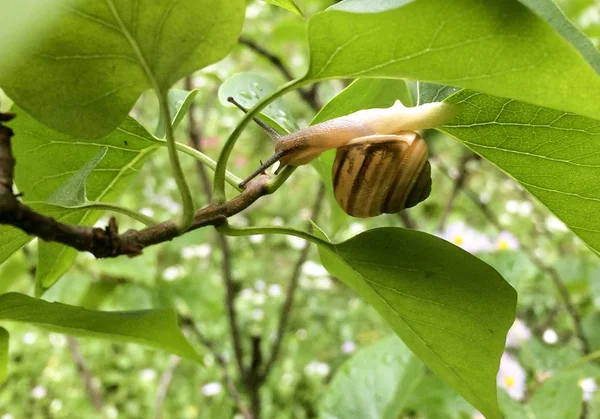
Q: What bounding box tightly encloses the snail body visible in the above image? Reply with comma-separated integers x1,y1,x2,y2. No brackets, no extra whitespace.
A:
228,96,456,217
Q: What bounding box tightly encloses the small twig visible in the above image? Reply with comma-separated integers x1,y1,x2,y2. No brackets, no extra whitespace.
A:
181,317,252,419
238,36,320,111
397,211,417,229
67,337,105,412
260,183,326,380
184,87,250,416
154,355,181,419
436,152,476,232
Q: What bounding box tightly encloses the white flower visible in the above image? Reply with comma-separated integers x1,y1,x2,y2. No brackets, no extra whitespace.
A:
505,200,520,213
497,353,526,400
104,406,118,419
301,261,328,277
296,329,308,340
518,202,533,216
23,332,37,345
162,265,184,281
1,414,14,419
49,333,66,349
579,377,597,401
495,231,519,251
473,413,485,419
305,361,330,377
505,319,531,348
254,280,266,292
252,294,266,306
287,235,305,250
251,309,264,321
439,222,492,253
347,222,366,236
341,341,356,354
50,399,63,412
543,329,559,345
249,234,265,244
272,217,285,227
139,368,157,382
181,244,211,259
314,276,334,290
545,216,568,232
139,207,155,217
31,385,47,399
201,382,223,397
268,284,282,297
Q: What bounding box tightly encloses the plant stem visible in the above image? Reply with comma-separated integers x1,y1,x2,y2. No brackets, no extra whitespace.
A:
216,222,331,249
78,201,157,226
157,91,195,231
213,79,306,203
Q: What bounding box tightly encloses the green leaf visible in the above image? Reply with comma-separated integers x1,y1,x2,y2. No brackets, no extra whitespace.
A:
440,90,600,255
155,89,199,138
526,372,583,419
315,227,517,419
305,0,600,120
263,0,304,17
417,82,460,105
310,78,413,234
516,0,600,75
0,292,202,362
320,335,423,419
0,0,245,138
0,111,159,288
47,147,108,206
218,72,298,134
0,327,7,382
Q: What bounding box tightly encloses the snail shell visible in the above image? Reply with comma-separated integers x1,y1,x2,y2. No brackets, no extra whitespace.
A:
332,131,431,218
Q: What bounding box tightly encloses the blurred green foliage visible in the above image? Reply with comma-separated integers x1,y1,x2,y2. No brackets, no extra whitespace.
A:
0,0,599,418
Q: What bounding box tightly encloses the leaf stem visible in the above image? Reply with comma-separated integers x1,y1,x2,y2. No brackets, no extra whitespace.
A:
82,202,158,226
158,92,195,231
216,222,331,248
213,79,306,203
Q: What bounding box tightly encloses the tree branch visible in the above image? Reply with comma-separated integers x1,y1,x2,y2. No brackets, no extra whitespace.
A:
154,355,181,419
67,337,105,412
260,183,326,381
0,112,275,259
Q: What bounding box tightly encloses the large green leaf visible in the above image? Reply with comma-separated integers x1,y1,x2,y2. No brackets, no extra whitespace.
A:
305,0,600,120
516,0,600,75
316,227,517,419
320,335,423,419
0,292,202,362
310,78,413,235
441,90,600,255
0,0,245,138
0,112,160,283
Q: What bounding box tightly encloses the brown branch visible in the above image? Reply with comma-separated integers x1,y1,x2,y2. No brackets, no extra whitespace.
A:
183,83,250,416
67,337,105,412
436,152,476,233
154,355,181,419
238,36,320,111
260,183,326,381
181,317,252,419
0,112,274,260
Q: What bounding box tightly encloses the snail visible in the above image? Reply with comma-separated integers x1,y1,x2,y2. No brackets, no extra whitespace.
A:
227,96,456,217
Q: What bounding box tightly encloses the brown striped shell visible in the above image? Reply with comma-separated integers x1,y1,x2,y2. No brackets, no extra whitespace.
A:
332,132,431,218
